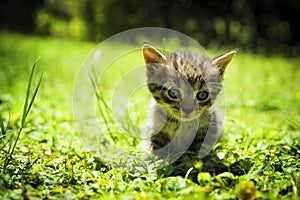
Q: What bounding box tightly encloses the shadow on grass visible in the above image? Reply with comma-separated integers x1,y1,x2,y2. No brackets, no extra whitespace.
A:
155,149,254,183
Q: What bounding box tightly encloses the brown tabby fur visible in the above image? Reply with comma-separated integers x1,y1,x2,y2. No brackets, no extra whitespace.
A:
142,43,236,158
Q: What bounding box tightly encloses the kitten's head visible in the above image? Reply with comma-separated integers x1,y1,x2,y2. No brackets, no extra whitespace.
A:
143,43,236,121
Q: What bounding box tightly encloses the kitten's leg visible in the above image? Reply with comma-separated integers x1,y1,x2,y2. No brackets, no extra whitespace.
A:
149,132,171,151
198,110,223,158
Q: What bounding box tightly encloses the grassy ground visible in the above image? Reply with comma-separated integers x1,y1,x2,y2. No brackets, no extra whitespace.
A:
0,32,299,199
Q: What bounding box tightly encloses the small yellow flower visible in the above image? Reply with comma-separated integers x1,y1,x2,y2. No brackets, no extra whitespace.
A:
236,149,244,156
269,130,279,136
11,112,21,121
237,180,259,200
268,149,276,158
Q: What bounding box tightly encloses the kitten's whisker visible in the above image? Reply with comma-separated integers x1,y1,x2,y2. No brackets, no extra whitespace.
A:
208,85,223,90
207,82,222,86
203,74,220,82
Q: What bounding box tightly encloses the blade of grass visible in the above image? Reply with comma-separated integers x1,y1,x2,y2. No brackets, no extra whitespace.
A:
0,134,13,152
0,113,6,137
89,66,113,116
23,72,43,125
0,106,11,136
3,59,43,169
0,108,11,152
21,57,40,127
89,67,115,143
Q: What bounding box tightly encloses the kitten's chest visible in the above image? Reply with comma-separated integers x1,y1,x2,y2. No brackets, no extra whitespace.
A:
161,121,179,139
151,103,212,138
162,119,202,139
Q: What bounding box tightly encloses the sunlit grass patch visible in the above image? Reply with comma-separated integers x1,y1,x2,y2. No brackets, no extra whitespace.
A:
0,32,299,199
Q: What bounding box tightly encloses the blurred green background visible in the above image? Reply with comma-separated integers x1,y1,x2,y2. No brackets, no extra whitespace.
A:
0,0,299,56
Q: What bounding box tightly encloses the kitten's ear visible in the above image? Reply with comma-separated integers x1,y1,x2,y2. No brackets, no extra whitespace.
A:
212,49,237,76
142,43,167,64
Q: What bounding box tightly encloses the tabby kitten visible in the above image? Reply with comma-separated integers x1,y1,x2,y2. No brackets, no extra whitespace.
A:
142,43,236,160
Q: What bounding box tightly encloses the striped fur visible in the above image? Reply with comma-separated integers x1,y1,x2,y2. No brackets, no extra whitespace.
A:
142,43,236,157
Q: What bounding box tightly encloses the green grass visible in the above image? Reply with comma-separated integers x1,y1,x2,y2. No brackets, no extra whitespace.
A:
0,32,299,199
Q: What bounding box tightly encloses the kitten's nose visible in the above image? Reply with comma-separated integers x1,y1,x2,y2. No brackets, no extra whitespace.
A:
182,99,194,116
182,106,194,115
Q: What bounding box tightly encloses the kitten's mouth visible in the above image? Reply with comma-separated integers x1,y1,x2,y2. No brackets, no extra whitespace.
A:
175,111,201,121
182,113,199,120
169,108,201,121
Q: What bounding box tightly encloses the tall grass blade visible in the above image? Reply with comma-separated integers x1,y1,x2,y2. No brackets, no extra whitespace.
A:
0,134,12,152
0,113,5,136
21,58,40,127
3,59,43,169
24,72,43,122
89,71,116,143
0,110,11,151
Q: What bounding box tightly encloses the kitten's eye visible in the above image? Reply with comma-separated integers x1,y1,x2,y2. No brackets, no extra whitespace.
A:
168,88,180,99
196,91,209,101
